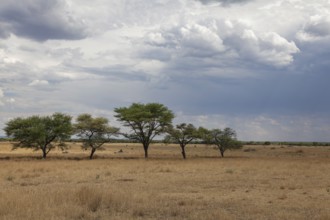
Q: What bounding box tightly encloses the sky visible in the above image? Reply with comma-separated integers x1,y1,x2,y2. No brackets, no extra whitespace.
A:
1,0,330,141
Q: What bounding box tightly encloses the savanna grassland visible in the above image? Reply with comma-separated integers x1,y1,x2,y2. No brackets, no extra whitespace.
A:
0,142,329,220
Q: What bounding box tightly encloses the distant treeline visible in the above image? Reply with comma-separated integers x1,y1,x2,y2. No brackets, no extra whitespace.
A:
2,102,330,159
1,137,329,147
243,141,330,146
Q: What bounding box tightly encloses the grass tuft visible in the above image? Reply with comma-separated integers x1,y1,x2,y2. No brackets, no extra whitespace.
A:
76,187,103,212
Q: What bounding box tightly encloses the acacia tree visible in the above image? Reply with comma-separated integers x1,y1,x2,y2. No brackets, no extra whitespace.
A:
165,123,199,159
4,113,72,159
202,127,242,157
114,103,174,158
74,114,119,159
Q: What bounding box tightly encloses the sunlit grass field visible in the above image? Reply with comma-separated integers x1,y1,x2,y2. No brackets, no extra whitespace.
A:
1,141,329,220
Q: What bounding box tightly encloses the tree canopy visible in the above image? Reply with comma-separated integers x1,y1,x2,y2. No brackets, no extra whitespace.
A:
74,114,119,159
4,113,72,158
165,123,200,159
203,127,242,157
114,103,174,158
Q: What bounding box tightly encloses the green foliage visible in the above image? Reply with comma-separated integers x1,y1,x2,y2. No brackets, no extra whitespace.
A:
74,114,119,159
114,103,174,158
197,126,213,144
165,123,199,159
200,127,242,157
4,113,72,158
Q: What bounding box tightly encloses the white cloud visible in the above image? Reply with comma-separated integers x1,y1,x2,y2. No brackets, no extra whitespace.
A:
0,48,20,64
259,1,283,10
0,0,330,142
0,87,15,106
297,14,330,41
28,79,49,87
53,71,97,81
256,32,300,66
140,17,299,76
6,98,15,103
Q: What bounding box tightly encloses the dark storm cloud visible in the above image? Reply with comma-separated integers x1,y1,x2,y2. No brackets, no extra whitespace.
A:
0,0,86,41
294,40,330,76
158,69,330,118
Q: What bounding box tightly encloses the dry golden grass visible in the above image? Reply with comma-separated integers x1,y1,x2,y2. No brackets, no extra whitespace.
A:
0,142,330,220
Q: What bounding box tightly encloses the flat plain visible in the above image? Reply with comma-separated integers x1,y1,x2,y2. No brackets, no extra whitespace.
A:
0,141,329,220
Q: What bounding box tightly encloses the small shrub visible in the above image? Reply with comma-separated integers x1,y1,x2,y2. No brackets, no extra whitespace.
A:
76,187,103,212
278,194,287,200
6,175,14,181
178,201,186,206
104,171,112,176
132,209,145,217
159,168,171,173
170,210,180,217
116,178,135,182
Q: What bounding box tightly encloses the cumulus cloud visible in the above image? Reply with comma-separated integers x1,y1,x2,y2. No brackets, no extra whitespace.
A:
297,15,330,41
145,22,226,57
141,18,299,75
240,31,300,66
0,0,87,41
293,13,330,74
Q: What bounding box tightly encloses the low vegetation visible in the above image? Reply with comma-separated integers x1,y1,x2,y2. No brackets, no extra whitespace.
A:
74,114,119,159
3,103,241,159
3,113,72,158
1,103,329,219
114,103,175,158
164,123,200,159
0,142,329,220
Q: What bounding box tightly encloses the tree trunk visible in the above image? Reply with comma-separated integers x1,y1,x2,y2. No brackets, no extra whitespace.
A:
90,148,96,160
143,144,149,158
42,148,47,159
220,147,224,157
181,146,186,159
217,145,224,157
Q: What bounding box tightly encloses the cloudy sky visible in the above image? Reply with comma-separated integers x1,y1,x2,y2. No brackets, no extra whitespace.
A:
1,0,330,141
